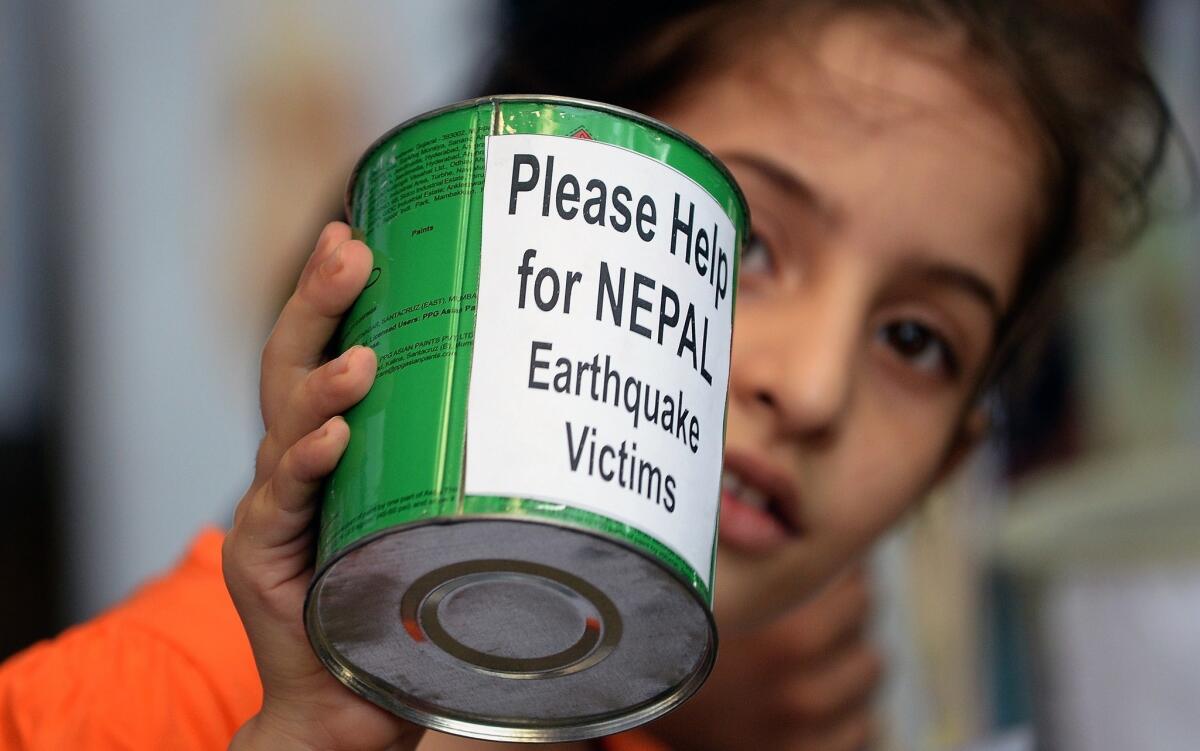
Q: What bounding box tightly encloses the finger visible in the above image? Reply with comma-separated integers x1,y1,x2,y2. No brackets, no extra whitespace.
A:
296,221,353,291
256,345,376,478
241,416,350,552
269,235,373,369
782,642,883,723
769,567,872,662
260,223,374,424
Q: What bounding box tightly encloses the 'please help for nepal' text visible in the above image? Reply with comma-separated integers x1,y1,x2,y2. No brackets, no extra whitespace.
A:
466,132,735,585
506,150,732,515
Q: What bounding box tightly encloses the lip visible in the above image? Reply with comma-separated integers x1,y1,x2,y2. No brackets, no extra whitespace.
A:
718,450,804,555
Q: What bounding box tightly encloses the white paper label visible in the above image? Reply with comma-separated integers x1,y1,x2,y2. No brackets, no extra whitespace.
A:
465,134,735,586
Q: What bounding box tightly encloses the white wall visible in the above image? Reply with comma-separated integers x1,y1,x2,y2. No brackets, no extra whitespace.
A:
0,0,44,437
61,0,494,619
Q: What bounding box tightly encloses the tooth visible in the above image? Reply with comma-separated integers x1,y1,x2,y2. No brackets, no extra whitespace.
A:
740,486,768,510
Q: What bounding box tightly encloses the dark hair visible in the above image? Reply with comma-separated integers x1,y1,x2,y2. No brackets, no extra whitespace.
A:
480,0,1178,397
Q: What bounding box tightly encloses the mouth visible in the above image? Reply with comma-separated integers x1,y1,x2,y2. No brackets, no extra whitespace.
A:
718,452,803,555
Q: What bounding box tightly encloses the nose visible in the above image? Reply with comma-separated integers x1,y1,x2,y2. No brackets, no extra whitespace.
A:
731,281,861,442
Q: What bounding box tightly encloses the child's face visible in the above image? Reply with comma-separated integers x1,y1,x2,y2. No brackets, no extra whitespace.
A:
655,14,1042,630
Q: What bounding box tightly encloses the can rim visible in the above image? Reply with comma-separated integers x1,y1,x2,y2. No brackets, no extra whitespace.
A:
305,514,719,742
342,94,751,234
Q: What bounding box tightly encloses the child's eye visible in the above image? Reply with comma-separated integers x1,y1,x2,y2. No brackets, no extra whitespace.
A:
740,231,774,277
876,319,959,378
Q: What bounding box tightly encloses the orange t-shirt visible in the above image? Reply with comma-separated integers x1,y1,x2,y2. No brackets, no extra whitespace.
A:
0,529,260,749
0,529,667,750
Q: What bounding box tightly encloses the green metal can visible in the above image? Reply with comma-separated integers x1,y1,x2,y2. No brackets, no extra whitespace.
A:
305,96,749,742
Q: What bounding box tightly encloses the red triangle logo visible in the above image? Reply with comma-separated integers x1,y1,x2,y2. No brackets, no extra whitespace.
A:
569,127,594,140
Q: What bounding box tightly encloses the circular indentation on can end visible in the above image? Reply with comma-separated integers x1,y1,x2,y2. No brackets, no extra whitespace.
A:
400,559,622,679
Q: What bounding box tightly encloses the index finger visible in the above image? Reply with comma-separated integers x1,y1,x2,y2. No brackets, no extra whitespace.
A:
261,222,374,418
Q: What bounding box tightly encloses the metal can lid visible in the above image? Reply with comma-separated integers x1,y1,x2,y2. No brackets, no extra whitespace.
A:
307,518,716,742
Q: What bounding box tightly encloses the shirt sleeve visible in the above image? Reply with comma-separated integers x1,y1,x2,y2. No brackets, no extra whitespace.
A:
0,528,261,750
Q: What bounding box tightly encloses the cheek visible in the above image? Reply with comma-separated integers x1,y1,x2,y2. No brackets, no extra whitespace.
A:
814,388,960,543
731,296,771,354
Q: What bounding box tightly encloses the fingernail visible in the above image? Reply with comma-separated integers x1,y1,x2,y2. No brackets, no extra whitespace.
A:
325,417,345,438
321,243,346,277
334,346,357,374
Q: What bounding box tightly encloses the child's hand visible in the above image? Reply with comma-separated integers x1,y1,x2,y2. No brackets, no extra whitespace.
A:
648,567,880,751
223,222,423,751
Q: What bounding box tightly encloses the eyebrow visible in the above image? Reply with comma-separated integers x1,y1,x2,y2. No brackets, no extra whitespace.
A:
721,152,839,224
913,261,1003,321
723,152,1004,319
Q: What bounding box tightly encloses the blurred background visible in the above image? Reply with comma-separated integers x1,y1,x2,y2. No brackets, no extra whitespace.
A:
0,1,1196,750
